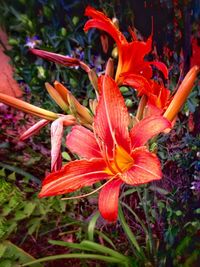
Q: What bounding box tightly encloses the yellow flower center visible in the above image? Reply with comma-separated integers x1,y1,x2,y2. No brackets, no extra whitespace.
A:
105,145,133,175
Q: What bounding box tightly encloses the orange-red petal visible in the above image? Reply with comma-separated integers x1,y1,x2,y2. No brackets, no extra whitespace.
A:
94,75,131,157
98,178,123,222
121,147,162,185
66,125,102,159
121,73,152,96
39,159,109,197
130,115,171,149
149,61,169,79
84,6,127,46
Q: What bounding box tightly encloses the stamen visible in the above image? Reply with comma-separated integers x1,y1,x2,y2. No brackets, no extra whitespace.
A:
104,144,118,175
61,175,117,200
113,145,123,173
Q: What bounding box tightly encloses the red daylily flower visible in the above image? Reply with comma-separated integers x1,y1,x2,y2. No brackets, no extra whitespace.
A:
123,74,171,116
84,6,168,85
39,75,171,222
123,65,199,118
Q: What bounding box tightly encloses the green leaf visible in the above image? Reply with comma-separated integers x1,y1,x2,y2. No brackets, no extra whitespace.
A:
48,240,96,252
24,202,36,217
0,260,12,267
22,253,127,266
118,205,143,257
149,185,169,195
62,152,71,161
0,243,7,258
88,211,100,241
94,230,116,250
7,172,16,181
1,241,43,267
80,240,130,263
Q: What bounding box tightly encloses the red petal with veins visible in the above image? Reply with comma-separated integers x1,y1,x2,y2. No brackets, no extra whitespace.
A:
94,75,131,157
39,159,109,197
98,178,122,222
130,115,171,149
121,147,162,185
66,125,102,159
84,6,127,46
122,73,152,96
116,40,153,83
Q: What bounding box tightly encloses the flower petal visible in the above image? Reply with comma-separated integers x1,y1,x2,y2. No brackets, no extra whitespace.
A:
20,119,49,141
149,61,168,79
130,115,171,149
39,159,109,197
121,73,152,96
66,125,102,159
98,179,123,222
94,75,131,157
51,116,76,172
116,37,153,83
84,6,127,46
121,148,162,185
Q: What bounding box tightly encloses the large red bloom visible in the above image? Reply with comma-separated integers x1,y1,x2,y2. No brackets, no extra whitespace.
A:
84,6,168,85
39,75,171,222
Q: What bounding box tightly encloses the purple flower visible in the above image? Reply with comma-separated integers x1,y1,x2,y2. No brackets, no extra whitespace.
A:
25,36,42,48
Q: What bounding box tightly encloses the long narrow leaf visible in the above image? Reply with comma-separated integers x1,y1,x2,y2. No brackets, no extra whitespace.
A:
80,240,130,263
48,240,96,252
120,201,148,236
88,211,100,241
118,205,144,258
95,230,116,249
21,253,127,266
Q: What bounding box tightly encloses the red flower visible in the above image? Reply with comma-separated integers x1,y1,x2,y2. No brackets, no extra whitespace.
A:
39,75,171,222
84,6,168,85
123,66,199,119
122,74,171,115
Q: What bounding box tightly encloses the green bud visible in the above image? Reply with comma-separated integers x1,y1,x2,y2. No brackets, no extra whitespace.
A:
72,16,79,26
43,6,52,18
120,86,129,93
8,38,19,46
125,99,133,108
61,27,67,36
